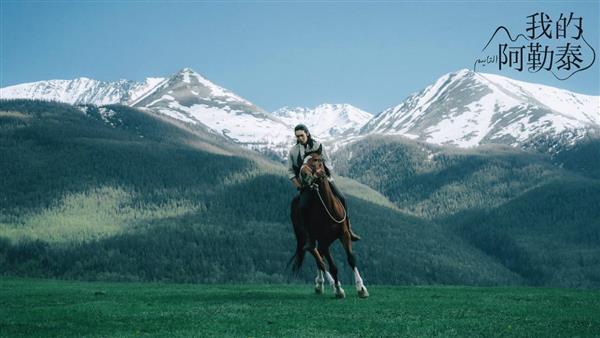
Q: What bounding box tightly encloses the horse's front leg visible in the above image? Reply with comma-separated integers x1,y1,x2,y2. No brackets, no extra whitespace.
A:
322,247,345,299
353,267,369,298
341,228,369,298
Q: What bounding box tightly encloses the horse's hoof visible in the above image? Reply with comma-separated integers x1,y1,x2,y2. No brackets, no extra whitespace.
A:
335,288,346,299
315,284,324,294
357,287,369,298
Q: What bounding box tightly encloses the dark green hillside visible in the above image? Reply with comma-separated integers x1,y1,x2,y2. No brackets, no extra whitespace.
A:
1,100,598,287
0,100,520,285
446,177,600,287
1,100,251,217
0,173,520,285
333,134,600,287
332,134,573,220
554,138,600,179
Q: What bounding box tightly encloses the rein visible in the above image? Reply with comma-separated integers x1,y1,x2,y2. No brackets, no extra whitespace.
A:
313,183,347,224
301,155,347,224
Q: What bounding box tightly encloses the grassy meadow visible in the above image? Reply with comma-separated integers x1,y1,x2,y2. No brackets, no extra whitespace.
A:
1,278,599,337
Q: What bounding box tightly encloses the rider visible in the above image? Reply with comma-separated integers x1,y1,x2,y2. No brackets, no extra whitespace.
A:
287,124,361,251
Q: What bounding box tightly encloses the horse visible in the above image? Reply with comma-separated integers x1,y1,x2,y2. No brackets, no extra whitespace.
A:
288,148,369,299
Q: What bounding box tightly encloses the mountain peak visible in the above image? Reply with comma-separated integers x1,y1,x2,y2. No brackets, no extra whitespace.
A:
440,68,472,79
128,68,293,155
455,68,472,76
315,103,354,110
361,68,599,150
176,67,201,76
272,103,372,141
172,67,212,85
76,76,92,80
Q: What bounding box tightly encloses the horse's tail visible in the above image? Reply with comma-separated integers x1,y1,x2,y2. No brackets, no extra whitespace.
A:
288,195,306,274
287,243,306,274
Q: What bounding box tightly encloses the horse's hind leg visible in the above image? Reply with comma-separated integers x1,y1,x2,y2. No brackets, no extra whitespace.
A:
322,247,345,299
341,230,369,298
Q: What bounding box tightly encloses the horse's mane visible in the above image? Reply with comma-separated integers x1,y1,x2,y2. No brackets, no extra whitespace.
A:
304,144,323,158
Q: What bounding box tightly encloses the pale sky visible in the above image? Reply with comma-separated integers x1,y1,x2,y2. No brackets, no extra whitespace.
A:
2,1,598,113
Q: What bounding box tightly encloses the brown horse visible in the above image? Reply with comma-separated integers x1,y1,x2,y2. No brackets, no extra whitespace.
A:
289,149,369,299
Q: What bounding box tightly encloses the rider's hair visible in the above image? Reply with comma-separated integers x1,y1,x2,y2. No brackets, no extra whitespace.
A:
294,124,314,147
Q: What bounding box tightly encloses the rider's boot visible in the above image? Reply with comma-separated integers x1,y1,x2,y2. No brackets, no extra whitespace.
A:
348,219,361,241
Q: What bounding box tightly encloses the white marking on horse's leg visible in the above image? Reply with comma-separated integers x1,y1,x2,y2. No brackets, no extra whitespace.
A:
324,271,335,286
334,281,345,298
353,267,369,298
353,267,365,290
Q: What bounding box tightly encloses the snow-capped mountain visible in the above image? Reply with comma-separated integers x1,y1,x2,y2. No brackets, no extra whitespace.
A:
0,68,296,157
361,69,600,150
3,67,598,157
272,104,372,141
130,68,294,156
0,68,374,158
0,77,166,106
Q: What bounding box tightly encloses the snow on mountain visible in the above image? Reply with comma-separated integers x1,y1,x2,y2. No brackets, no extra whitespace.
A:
361,69,600,150
0,69,294,156
0,77,166,105
0,70,371,158
131,68,294,157
3,67,597,157
128,78,169,104
272,104,372,141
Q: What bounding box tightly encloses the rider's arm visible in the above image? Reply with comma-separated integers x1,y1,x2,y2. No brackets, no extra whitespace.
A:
287,148,301,188
291,177,301,189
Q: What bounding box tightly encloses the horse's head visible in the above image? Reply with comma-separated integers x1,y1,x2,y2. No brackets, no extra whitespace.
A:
301,145,326,180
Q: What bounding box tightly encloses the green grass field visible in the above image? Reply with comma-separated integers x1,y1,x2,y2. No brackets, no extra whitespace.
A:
1,278,599,337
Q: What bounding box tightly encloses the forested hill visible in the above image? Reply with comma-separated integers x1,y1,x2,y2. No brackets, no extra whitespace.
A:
1,100,598,287
332,135,600,287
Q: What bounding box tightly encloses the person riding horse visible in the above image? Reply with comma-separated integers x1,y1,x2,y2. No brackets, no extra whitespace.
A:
287,124,361,251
